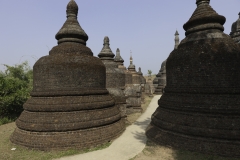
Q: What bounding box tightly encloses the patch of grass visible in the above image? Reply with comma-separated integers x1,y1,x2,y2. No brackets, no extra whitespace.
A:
0,122,111,160
0,117,14,126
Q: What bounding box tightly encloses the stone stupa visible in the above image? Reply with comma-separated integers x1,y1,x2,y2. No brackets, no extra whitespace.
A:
230,12,240,43
11,0,125,150
125,54,142,113
147,0,240,157
114,48,132,85
154,60,166,95
98,37,127,119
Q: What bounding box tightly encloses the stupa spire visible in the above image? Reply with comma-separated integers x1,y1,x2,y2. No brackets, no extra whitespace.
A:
55,0,88,45
183,0,225,36
114,48,124,64
98,36,115,60
174,30,179,49
230,12,240,43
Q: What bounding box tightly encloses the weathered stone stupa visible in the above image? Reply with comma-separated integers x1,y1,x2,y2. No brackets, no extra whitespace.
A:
137,67,146,103
153,76,159,89
230,12,240,43
154,60,166,94
11,0,125,150
128,55,141,85
114,48,132,85
125,55,142,113
147,0,240,157
98,37,127,118
137,67,146,86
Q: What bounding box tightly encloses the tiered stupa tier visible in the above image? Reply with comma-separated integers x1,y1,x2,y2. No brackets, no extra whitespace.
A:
11,0,125,150
147,0,240,157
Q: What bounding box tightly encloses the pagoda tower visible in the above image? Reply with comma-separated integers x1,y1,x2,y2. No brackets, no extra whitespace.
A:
154,60,166,95
230,12,240,43
98,37,127,118
147,0,240,157
114,48,132,85
125,54,142,113
11,0,125,150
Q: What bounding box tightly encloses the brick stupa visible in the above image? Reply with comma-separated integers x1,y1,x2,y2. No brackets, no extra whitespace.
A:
11,0,125,150
98,37,127,118
146,0,240,157
154,60,166,95
114,48,132,85
230,12,240,43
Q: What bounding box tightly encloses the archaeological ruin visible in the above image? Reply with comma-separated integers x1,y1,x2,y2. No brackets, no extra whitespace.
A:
146,0,240,157
98,37,127,118
154,60,166,95
124,55,142,113
10,0,125,150
230,12,240,43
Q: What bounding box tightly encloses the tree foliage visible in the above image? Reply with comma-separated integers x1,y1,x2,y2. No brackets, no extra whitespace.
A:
0,61,33,118
148,70,152,77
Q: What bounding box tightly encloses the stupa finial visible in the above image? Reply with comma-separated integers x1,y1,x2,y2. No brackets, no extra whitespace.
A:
55,0,88,45
98,36,115,59
183,0,225,36
196,0,210,6
114,48,124,63
130,50,133,64
174,30,180,49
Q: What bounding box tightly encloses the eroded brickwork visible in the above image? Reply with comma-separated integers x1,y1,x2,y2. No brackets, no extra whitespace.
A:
11,0,124,150
147,0,240,157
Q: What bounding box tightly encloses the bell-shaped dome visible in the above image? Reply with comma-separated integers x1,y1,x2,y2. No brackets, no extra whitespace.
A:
147,0,240,157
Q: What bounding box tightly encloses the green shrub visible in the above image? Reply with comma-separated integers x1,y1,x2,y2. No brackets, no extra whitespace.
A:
0,61,33,118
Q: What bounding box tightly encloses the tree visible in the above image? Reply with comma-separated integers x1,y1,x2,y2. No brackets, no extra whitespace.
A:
148,70,152,77
0,61,33,118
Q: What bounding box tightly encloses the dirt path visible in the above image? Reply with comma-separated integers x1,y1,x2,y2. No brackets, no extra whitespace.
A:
56,95,161,160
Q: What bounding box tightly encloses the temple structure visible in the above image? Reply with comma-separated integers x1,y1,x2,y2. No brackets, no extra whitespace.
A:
137,67,146,103
11,0,125,150
137,67,146,86
147,0,240,157
230,12,240,43
154,60,166,95
98,37,127,119
153,76,159,89
128,55,141,85
114,48,132,85
125,55,142,113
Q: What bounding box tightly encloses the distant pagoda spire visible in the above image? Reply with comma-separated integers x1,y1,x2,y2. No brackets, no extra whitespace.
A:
174,30,179,49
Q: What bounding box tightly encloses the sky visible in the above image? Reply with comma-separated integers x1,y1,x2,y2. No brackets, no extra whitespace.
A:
0,0,239,75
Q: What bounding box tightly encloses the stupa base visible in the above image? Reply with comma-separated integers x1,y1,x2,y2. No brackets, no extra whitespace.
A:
146,124,240,158
11,119,125,151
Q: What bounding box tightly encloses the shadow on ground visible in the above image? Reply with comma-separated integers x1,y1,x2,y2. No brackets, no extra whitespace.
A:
135,139,240,160
130,118,151,144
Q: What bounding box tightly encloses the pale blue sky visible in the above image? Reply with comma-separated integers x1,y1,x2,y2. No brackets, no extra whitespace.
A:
0,0,239,75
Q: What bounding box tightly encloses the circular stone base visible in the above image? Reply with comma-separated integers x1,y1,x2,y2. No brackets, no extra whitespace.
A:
146,124,240,158
11,119,125,151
